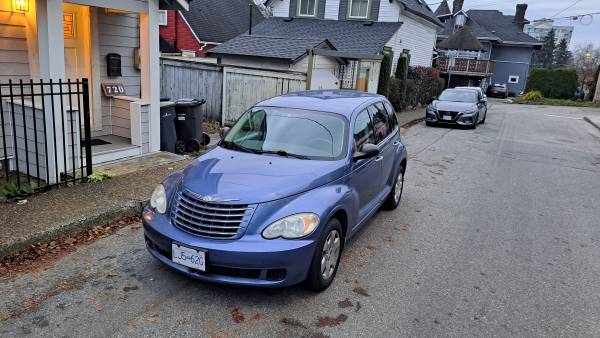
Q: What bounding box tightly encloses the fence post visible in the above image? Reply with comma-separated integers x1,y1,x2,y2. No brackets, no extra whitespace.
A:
82,78,93,177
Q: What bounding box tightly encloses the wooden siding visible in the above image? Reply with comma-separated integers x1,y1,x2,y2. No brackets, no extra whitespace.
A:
272,0,291,17
324,0,340,19
160,57,223,122
378,0,400,22
387,11,437,74
0,11,29,82
96,9,142,136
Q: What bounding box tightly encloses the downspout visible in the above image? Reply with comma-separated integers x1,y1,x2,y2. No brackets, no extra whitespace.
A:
174,10,179,51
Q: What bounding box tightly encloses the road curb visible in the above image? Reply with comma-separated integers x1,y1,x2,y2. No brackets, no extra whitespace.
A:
584,116,600,131
0,200,148,259
401,117,425,129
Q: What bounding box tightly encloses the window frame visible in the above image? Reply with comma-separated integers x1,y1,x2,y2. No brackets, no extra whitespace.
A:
508,75,519,84
382,102,399,135
297,0,318,17
353,108,376,151
158,10,168,26
347,0,372,19
367,104,389,145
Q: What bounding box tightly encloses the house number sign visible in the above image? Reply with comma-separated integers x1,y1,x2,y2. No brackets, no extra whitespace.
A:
101,83,126,97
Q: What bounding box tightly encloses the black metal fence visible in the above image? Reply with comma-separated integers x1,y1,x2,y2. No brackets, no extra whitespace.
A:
0,78,92,191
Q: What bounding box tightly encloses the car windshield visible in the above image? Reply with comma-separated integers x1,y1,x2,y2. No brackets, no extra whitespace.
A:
222,107,347,160
438,90,477,103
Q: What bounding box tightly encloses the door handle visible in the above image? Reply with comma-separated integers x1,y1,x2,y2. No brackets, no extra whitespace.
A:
375,156,384,162
393,141,401,146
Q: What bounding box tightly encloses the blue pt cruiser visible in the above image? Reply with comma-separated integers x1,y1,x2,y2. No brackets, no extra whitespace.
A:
143,91,407,291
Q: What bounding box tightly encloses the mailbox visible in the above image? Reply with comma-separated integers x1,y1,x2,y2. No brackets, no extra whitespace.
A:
106,53,122,77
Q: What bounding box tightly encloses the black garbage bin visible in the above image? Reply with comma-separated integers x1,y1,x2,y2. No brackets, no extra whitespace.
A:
174,99,206,153
159,101,177,153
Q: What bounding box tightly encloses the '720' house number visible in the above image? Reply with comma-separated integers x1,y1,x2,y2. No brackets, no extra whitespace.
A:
101,83,126,97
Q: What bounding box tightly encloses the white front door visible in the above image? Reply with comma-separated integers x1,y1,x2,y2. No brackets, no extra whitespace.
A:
63,3,92,114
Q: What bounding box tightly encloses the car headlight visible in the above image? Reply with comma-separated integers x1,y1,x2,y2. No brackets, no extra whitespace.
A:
262,213,320,239
150,184,167,214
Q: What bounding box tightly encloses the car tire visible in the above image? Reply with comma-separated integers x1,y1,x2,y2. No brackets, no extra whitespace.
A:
481,111,487,124
306,218,343,292
382,165,405,210
470,115,478,129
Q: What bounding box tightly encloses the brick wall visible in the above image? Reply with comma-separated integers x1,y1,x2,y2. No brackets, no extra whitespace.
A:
160,11,207,57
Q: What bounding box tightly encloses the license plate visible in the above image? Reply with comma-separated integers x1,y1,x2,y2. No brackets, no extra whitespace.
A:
172,243,206,271
442,115,452,121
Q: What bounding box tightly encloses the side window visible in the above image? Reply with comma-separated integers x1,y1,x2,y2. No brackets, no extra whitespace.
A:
367,104,389,144
383,102,398,132
353,109,375,150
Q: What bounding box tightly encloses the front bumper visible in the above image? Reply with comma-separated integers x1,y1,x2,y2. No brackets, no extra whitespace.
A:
426,111,477,126
142,208,317,287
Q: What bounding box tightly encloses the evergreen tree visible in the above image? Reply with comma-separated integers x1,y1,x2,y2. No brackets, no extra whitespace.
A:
533,29,556,68
553,38,572,68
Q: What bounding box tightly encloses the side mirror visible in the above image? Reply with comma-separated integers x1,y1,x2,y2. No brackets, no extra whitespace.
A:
427,96,437,104
353,143,380,161
220,127,230,138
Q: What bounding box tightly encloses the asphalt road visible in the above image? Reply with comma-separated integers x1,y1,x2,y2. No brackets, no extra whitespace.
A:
1,101,600,337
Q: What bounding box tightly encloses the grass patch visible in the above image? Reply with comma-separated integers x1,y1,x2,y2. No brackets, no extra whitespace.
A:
512,97,600,108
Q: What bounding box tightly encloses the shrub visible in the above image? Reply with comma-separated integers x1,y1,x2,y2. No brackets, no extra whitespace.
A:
388,78,403,111
87,170,113,183
411,66,443,105
525,68,578,99
523,91,544,101
377,52,392,96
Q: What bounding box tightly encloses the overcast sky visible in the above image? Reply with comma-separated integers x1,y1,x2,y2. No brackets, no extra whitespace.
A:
432,0,600,49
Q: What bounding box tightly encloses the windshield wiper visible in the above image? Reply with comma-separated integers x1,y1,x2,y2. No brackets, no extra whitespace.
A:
261,150,309,160
221,140,261,154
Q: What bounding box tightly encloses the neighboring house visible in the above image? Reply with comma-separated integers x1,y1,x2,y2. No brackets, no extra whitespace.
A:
208,0,443,93
435,1,542,94
159,0,265,57
524,20,574,47
0,0,187,187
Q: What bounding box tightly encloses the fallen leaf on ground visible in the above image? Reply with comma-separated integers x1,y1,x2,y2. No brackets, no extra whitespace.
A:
316,314,348,327
229,306,244,323
106,272,119,277
251,313,261,321
127,322,136,331
147,315,159,322
338,298,353,308
352,287,370,297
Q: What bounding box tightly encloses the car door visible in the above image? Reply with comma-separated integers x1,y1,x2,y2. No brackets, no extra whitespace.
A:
349,109,382,221
368,103,394,196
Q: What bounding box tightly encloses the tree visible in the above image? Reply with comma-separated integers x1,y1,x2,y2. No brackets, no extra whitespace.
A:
553,38,572,68
533,29,556,68
572,43,600,94
587,64,600,101
377,51,392,96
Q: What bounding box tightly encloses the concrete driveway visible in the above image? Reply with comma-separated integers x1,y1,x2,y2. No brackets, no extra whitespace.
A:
1,101,600,337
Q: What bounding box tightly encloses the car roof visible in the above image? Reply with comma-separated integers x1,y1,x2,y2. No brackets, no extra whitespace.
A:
456,86,482,91
255,90,385,117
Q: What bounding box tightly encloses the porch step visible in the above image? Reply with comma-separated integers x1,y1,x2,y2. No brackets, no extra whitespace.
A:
91,146,141,165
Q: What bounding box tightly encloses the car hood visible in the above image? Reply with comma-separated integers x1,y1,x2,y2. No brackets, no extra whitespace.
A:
433,100,477,112
180,146,347,205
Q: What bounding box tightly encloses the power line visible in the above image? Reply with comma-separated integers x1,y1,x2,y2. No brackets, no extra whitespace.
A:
550,0,585,18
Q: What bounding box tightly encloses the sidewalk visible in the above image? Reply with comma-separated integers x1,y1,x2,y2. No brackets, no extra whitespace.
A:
397,107,425,127
0,154,191,258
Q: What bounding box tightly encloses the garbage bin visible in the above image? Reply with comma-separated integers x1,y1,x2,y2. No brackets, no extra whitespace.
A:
174,98,206,153
160,101,177,153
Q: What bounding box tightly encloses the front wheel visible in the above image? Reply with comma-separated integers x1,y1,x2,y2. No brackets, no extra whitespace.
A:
306,218,343,291
383,166,405,210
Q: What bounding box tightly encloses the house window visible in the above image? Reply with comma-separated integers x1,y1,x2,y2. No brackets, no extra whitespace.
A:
348,0,370,19
298,0,317,17
508,75,519,84
158,10,168,26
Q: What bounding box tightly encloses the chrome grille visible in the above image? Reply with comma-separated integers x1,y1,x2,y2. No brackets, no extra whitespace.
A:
171,189,252,239
438,110,460,120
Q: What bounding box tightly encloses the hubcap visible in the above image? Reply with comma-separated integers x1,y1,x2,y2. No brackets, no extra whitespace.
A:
320,230,341,280
394,171,404,203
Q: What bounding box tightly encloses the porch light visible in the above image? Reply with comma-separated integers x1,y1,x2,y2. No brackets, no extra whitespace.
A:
12,0,29,12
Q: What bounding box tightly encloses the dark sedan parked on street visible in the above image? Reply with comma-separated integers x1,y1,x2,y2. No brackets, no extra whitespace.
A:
425,88,487,128
487,83,508,98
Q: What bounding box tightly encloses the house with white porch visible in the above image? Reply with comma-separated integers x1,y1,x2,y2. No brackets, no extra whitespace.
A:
0,0,187,188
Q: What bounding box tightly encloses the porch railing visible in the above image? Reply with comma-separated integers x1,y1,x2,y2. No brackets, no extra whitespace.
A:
0,78,92,191
437,58,495,75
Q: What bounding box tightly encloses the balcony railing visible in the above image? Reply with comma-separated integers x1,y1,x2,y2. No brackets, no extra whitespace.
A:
437,58,494,76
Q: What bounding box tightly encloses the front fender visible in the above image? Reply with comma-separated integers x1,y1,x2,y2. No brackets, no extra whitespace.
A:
247,183,356,241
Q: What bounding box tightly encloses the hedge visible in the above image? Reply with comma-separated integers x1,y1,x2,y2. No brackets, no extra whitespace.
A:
525,68,578,99
387,66,444,111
